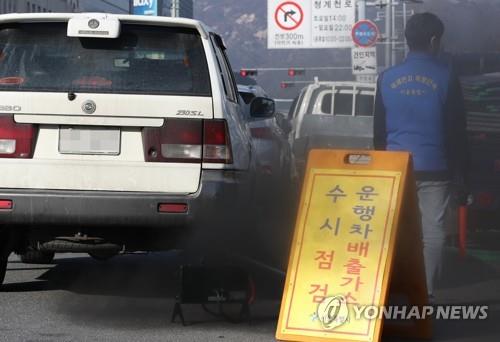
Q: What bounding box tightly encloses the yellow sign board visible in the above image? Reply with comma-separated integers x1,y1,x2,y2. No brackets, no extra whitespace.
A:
277,150,431,342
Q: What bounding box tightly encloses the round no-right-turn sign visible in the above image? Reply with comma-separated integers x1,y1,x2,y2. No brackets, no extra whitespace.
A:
274,1,304,31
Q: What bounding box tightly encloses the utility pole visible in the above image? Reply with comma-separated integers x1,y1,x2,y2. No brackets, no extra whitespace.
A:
391,1,397,66
385,0,393,68
403,1,409,56
171,0,179,17
357,0,366,20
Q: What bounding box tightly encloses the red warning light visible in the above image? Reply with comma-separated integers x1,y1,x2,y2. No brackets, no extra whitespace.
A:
280,81,295,89
240,69,258,77
288,68,305,77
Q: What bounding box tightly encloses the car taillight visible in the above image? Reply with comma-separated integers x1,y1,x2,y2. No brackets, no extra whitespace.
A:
250,127,274,140
203,120,232,164
0,115,37,158
142,119,232,164
143,119,202,163
0,200,13,210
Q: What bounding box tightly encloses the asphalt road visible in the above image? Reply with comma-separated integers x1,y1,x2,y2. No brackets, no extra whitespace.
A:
0,252,283,342
1,248,500,342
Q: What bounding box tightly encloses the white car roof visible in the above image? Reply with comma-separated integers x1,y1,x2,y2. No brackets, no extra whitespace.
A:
237,84,268,97
0,12,211,39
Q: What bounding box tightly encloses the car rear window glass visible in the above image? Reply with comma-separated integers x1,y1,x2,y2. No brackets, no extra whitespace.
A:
356,94,374,116
0,23,211,96
334,93,353,116
321,93,333,114
321,92,374,116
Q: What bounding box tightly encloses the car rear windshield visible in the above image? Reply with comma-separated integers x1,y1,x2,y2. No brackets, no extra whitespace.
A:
0,23,211,96
320,93,374,116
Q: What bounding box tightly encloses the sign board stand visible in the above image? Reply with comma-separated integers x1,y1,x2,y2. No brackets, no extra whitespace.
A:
276,150,431,342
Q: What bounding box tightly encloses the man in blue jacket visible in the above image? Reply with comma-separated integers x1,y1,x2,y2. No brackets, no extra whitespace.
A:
374,13,468,299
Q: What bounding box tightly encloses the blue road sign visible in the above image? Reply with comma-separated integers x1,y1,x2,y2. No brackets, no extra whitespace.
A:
131,0,161,16
352,20,380,48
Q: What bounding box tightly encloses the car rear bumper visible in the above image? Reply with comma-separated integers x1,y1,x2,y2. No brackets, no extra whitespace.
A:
0,170,250,230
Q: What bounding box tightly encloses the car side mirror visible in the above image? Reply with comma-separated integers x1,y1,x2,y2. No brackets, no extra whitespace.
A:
250,97,275,118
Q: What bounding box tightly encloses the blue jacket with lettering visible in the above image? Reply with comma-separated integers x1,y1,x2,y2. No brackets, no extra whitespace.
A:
374,52,469,183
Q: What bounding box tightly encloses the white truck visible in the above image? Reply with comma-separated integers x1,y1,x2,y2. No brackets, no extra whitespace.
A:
0,13,275,286
288,80,377,175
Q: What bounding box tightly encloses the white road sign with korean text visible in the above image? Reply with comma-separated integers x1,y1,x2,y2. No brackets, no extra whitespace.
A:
352,47,378,75
268,0,356,49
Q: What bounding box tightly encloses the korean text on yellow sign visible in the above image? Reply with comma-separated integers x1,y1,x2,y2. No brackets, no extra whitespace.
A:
279,168,401,341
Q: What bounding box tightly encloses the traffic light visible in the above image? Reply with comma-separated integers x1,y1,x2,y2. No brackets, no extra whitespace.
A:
280,81,295,89
288,68,305,77
240,68,258,77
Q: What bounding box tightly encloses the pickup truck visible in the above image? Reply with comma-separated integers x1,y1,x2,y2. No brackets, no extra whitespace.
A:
288,80,377,176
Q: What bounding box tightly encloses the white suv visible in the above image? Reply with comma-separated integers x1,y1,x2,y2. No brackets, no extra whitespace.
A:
0,13,273,285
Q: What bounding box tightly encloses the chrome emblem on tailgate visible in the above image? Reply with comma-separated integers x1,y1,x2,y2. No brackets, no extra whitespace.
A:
82,100,97,114
88,19,100,29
